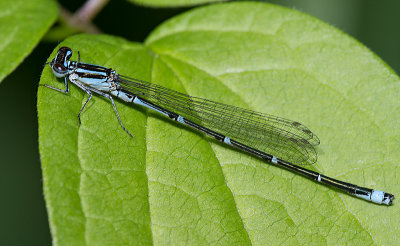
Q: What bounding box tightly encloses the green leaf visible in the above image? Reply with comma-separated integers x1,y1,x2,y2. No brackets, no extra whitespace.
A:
43,25,81,43
38,2,399,245
0,0,58,83
127,0,227,8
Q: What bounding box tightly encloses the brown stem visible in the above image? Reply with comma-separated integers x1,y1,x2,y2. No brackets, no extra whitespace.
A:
59,0,110,34
75,0,110,23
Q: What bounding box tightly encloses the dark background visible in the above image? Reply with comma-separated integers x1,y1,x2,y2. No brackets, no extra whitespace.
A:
1,0,399,245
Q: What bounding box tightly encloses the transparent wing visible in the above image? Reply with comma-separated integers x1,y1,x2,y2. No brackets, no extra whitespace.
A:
118,75,320,165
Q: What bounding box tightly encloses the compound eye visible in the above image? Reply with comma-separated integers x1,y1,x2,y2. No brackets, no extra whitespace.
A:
54,64,67,74
65,50,72,60
51,62,68,77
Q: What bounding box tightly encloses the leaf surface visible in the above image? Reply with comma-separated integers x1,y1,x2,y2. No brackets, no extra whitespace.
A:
38,2,399,245
0,0,57,83
127,0,227,8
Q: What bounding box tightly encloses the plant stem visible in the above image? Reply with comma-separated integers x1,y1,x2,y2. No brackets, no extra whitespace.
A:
75,0,110,23
59,0,110,34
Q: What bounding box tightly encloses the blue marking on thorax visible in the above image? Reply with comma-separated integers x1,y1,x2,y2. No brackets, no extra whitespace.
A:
76,67,108,76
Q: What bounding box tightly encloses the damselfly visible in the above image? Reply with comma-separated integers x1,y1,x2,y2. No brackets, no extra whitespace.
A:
41,46,394,205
